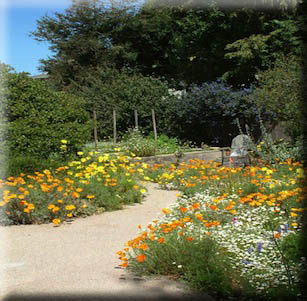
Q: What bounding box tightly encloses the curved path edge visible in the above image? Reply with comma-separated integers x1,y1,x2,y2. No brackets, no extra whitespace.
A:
0,182,214,301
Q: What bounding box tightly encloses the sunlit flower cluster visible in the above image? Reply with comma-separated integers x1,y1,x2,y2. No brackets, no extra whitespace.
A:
0,149,149,225
118,158,306,297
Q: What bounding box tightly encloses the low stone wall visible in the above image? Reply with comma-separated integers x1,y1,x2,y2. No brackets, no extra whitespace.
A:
136,150,223,165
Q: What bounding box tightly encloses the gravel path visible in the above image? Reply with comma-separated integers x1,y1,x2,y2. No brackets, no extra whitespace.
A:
0,183,214,301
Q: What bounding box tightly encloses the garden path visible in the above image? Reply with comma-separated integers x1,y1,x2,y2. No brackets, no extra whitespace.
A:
0,183,214,301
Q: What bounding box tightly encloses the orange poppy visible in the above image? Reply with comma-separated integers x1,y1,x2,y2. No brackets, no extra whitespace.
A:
180,207,188,212
136,254,146,263
158,237,165,244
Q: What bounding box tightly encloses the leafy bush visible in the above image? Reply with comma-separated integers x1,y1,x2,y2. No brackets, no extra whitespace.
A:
169,79,273,146
73,67,177,139
249,54,303,141
1,67,91,161
240,117,305,165
7,155,72,177
121,128,157,157
119,129,197,157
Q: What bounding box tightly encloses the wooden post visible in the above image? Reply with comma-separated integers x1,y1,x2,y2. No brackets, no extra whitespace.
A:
151,109,157,141
134,110,138,129
93,110,98,151
113,110,117,145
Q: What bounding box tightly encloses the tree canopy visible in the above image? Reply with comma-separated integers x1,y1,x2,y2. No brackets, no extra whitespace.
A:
31,0,303,88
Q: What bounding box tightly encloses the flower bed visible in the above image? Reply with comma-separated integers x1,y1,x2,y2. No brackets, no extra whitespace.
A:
1,148,306,299
0,152,149,225
117,159,306,299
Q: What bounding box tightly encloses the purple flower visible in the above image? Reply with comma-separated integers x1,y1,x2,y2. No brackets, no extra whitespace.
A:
232,217,238,224
257,242,263,253
247,247,252,254
284,224,288,233
242,259,252,265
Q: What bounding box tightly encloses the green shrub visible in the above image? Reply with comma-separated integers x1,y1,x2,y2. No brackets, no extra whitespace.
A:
170,79,273,146
122,128,157,157
73,67,177,139
1,67,91,160
250,54,303,141
240,117,304,164
6,154,72,177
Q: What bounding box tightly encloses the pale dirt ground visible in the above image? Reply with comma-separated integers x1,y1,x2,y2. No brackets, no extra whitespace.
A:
0,183,215,301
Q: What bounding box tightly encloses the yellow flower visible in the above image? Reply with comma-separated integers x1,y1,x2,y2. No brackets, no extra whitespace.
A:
52,218,61,225
71,191,80,198
61,140,67,144
77,151,84,156
67,213,73,218
43,169,51,175
133,185,139,190
86,194,95,199
0,201,5,206
162,208,171,214
57,199,63,204
27,203,35,210
48,204,55,210
140,189,146,194
65,205,76,211
52,206,60,213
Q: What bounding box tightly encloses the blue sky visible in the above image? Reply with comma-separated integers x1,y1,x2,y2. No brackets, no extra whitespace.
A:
0,0,146,76
0,0,73,76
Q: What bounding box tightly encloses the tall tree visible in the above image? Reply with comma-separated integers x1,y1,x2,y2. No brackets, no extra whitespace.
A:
31,0,301,87
31,0,138,87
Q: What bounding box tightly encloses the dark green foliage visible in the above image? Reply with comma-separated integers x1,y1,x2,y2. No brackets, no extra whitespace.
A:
31,0,301,88
6,155,72,177
180,238,235,297
249,54,303,141
169,79,272,146
73,67,176,139
280,232,304,264
1,67,91,162
31,0,137,88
